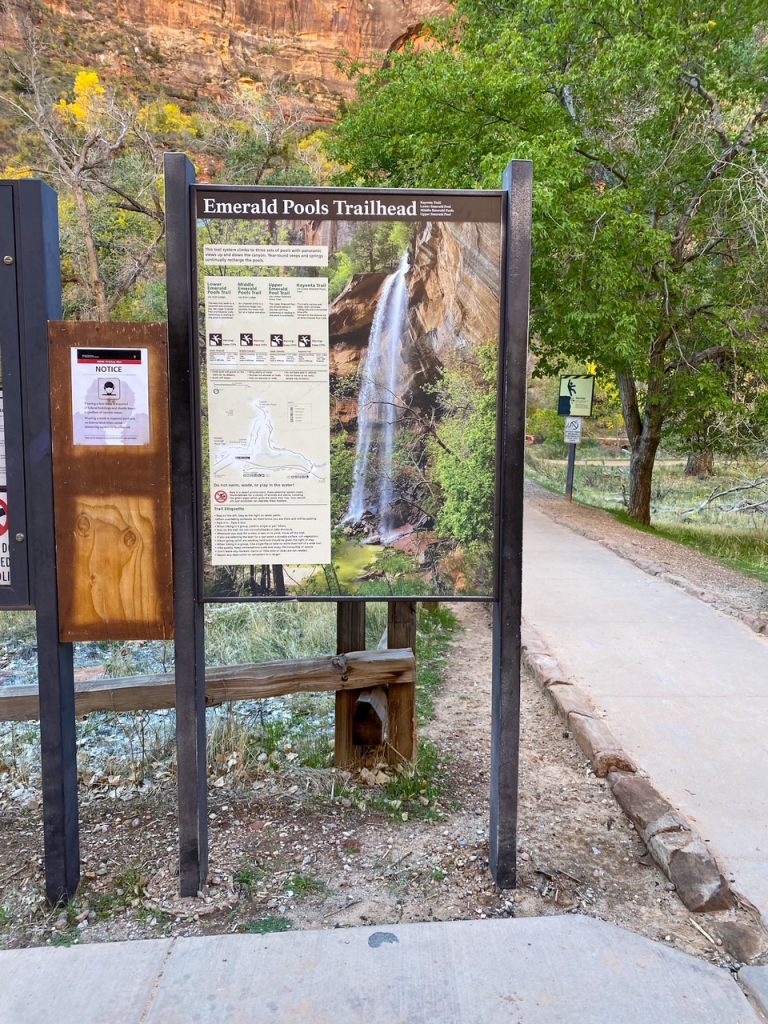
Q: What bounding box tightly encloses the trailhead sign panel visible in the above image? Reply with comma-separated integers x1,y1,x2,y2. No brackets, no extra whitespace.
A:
194,186,505,600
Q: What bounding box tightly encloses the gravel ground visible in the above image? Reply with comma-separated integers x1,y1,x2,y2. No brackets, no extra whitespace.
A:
1,488,766,963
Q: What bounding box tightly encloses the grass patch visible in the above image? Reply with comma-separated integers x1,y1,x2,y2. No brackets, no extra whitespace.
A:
0,906,10,930
93,864,147,920
242,916,293,934
284,873,329,898
233,861,266,895
528,450,768,583
416,605,458,724
610,511,768,584
374,738,446,821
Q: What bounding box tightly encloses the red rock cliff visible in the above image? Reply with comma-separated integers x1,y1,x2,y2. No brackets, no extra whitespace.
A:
20,0,451,119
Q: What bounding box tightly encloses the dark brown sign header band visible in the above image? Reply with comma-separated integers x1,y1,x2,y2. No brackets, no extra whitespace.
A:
195,188,502,224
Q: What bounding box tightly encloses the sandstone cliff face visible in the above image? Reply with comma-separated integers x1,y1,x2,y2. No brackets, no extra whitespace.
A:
327,219,502,424
407,220,503,361
35,0,451,119
329,270,387,377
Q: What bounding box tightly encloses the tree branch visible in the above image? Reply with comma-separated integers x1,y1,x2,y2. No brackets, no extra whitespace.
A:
672,91,768,261
574,147,628,185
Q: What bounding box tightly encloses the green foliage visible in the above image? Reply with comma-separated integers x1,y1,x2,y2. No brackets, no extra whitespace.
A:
327,249,354,300
526,408,566,454
429,345,498,546
330,433,356,524
347,221,411,274
415,604,457,723
234,861,266,894
333,0,768,521
373,738,445,821
611,512,768,585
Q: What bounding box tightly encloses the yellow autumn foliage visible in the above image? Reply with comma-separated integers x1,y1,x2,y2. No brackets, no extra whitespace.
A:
0,163,33,179
138,101,198,135
55,70,106,125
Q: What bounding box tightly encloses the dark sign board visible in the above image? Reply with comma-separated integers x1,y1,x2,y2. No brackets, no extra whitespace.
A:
193,186,506,600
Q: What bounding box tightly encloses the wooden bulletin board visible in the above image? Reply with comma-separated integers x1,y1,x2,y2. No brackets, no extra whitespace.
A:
49,322,174,641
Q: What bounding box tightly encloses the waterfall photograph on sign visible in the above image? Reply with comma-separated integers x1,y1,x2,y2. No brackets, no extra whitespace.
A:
195,188,504,599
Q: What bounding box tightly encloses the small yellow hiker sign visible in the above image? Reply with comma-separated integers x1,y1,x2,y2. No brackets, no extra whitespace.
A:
558,374,595,416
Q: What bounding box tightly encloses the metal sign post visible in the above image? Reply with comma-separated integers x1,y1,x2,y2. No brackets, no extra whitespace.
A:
564,416,582,502
489,160,532,887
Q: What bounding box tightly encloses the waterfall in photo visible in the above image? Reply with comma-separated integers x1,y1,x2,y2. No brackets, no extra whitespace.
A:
345,250,410,538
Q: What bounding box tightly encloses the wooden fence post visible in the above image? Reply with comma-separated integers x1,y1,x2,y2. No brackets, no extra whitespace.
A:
334,600,366,766
387,601,417,765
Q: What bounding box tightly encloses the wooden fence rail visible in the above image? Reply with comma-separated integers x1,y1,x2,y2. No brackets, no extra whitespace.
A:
0,648,415,722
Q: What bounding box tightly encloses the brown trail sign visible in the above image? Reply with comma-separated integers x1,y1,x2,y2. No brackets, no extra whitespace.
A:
0,159,531,903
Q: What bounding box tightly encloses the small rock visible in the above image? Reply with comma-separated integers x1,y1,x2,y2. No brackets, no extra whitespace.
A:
716,921,764,963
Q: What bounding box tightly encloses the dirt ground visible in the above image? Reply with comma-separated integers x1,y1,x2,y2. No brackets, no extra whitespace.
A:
1,571,762,965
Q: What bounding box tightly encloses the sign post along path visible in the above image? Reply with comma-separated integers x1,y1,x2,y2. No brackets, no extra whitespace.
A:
558,375,594,502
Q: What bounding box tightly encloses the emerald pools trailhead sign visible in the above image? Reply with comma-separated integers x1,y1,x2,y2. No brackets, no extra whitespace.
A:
165,155,531,895
194,184,506,600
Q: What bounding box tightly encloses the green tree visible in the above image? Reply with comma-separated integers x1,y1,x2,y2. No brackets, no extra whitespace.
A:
332,0,768,523
429,344,497,547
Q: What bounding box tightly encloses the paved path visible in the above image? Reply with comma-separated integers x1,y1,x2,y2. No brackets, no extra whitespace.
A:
523,503,768,924
0,916,763,1023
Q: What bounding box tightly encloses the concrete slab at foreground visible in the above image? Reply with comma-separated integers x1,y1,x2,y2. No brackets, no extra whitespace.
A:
740,967,768,1019
0,917,760,1024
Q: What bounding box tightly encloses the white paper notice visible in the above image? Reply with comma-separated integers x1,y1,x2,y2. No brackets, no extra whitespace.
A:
71,348,150,446
205,275,331,565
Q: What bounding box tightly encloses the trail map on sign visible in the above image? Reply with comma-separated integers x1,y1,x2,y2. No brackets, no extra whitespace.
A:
205,274,331,565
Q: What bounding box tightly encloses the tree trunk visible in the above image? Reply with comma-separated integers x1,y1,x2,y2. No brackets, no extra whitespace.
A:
627,432,661,524
617,368,664,526
684,451,714,477
73,186,109,321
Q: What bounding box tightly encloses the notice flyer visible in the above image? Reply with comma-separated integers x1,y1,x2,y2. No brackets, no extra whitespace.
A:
70,348,150,445
204,274,331,565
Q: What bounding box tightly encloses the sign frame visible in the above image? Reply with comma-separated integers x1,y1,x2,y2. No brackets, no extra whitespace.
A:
165,154,532,895
189,181,509,604
0,184,32,607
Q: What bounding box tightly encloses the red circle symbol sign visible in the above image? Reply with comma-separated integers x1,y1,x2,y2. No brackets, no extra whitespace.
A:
0,497,8,536
213,490,229,504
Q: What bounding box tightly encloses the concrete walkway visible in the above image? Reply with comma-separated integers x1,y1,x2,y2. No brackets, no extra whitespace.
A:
0,916,764,1023
523,503,768,925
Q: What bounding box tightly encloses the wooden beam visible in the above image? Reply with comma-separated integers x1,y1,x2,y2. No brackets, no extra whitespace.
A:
0,649,415,722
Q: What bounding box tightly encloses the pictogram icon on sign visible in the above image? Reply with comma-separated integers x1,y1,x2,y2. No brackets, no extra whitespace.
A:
214,490,229,504
0,496,8,536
